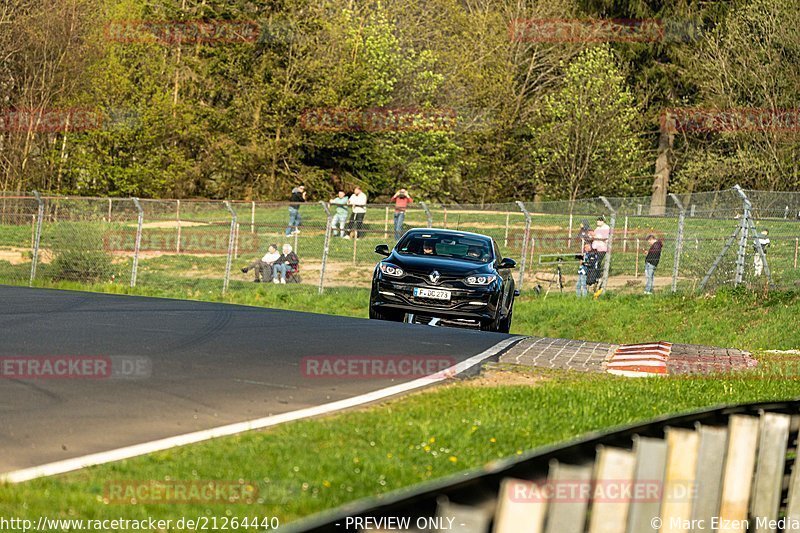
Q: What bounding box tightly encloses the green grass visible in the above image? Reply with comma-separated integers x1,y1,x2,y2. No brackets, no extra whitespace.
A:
2,275,800,529
3,365,800,527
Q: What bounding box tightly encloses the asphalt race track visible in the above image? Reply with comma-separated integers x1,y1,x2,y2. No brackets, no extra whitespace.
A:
0,286,512,475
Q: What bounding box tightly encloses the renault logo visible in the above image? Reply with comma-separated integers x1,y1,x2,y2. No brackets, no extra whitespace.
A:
429,271,441,284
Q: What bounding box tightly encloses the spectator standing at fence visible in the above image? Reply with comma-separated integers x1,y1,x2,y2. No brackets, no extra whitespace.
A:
329,191,349,237
241,243,280,283
576,242,599,297
391,188,413,240
644,234,663,294
285,185,306,236
345,186,367,238
754,229,770,276
591,216,610,261
577,219,591,250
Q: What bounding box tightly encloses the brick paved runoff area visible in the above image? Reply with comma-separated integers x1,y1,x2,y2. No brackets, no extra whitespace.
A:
500,337,757,376
500,337,617,372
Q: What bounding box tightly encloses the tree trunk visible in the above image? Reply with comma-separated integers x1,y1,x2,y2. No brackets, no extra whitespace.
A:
650,112,674,215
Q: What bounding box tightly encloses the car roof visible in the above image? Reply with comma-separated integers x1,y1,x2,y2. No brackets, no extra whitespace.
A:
403,228,494,242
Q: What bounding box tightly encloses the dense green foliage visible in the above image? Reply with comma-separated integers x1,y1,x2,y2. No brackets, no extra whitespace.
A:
2,0,799,201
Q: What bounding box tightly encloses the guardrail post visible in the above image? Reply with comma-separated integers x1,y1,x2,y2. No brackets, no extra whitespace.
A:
669,193,686,293
319,201,332,295
222,201,237,294
29,191,44,286
515,201,531,290
598,196,616,290
420,202,433,228
130,198,144,288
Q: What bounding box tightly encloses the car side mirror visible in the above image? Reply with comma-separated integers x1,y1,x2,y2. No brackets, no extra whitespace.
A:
375,244,391,256
499,258,516,269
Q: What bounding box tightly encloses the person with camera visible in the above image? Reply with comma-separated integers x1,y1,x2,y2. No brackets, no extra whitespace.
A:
576,242,600,297
391,188,413,240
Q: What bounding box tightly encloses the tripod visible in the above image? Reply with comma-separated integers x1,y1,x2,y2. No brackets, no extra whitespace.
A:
544,258,565,297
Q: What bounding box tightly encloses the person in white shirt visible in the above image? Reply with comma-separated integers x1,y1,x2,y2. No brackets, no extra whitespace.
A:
345,186,368,238
754,229,771,277
241,244,281,282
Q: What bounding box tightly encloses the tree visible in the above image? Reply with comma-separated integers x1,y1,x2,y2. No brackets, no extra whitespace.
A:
528,45,646,205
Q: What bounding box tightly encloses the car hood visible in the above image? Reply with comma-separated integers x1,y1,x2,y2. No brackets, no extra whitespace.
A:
386,253,493,276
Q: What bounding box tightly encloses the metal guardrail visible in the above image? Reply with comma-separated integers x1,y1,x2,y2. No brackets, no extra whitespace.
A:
288,399,800,533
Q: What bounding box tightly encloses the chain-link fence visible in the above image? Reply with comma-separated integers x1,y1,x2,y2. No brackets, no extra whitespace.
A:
1,187,798,296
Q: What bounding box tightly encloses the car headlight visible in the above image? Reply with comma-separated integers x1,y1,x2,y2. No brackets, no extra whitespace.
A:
465,274,497,286
379,263,404,277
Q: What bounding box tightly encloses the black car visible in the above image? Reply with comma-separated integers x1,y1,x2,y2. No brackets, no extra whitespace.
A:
368,229,518,333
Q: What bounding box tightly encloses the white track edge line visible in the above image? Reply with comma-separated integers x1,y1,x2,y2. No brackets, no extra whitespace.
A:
0,336,520,484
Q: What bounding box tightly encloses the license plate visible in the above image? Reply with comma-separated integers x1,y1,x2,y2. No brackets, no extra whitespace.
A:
413,287,451,301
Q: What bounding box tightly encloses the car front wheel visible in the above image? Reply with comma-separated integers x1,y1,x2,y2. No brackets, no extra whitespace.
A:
497,304,513,334
369,305,405,322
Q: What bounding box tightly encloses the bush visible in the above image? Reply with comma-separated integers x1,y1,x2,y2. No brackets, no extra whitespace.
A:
48,224,115,282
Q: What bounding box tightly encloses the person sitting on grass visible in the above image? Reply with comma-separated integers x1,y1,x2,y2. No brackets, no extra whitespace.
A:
272,243,300,284
241,244,280,283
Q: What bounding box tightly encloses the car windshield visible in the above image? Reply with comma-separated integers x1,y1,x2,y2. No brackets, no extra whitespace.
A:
396,233,493,262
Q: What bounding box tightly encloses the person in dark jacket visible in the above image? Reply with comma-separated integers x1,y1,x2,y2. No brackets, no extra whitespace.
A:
285,185,306,236
576,242,600,297
271,243,300,284
644,234,663,294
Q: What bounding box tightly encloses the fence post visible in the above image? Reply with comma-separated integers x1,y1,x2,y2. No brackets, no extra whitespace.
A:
107,198,112,222
251,201,255,234
567,213,573,249
384,206,389,238
734,185,773,288
732,185,751,286
598,196,616,290
420,202,433,228
130,197,144,288
176,200,181,254
234,223,240,259
504,212,510,247
622,216,628,253
222,201,237,294
669,193,686,293
515,201,531,290
318,201,332,295
29,191,44,286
